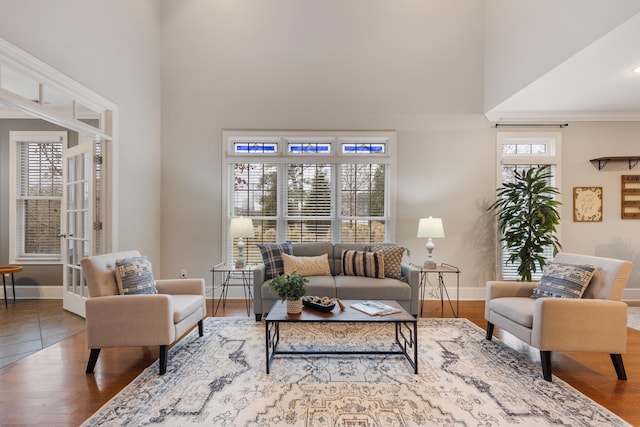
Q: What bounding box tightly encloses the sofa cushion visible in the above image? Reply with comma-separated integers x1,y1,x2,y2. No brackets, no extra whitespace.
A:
114,256,157,295
282,253,331,276
366,245,405,280
258,242,293,280
335,276,411,301
341,250,385,279
261,275,337,300
532,262,595,299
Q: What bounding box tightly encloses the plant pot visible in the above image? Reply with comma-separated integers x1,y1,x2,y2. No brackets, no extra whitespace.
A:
286,298,302,314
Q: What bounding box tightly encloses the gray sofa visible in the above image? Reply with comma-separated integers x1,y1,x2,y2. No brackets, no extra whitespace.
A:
253,242,420,321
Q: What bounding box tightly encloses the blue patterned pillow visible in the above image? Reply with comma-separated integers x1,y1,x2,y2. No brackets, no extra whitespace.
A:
115,256,157,295
532,263,595,299
258,242,293,280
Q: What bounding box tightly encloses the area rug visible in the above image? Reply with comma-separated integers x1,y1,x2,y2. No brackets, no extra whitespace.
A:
82,318,629,427
628,307,640,331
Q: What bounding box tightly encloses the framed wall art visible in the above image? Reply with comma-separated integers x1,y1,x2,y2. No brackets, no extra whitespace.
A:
621,175,640,219
573,186,603,222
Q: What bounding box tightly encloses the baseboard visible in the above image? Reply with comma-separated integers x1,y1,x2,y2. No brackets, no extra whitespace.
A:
0,285,63,299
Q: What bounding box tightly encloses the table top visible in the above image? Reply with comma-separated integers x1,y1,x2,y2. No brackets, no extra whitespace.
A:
0,266,23,274
265,299,415,323
410,263,460,273
211,262,254,273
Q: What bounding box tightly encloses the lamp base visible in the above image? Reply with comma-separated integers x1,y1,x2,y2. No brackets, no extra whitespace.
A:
423,260,437,269
235,259,246,269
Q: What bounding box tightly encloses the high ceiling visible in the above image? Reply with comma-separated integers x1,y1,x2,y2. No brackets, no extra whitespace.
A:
485,11,640,122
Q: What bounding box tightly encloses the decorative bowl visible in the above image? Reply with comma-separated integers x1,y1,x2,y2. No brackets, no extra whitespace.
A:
302,296,336,312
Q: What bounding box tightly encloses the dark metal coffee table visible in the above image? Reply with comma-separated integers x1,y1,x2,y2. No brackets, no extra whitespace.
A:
264,299,418,374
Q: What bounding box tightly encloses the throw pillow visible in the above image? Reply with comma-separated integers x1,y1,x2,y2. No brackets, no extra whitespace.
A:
366,245,405,279
114,256,157,295
258,242,293,280
341,250,385,279
282,253,331,276
532,262,595,299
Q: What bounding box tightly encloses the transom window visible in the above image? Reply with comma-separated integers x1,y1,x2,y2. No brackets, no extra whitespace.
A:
496,132,562,280
224,130,396,265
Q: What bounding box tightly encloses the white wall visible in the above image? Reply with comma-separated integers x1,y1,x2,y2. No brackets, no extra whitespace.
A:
0,0,163,265
159,0,499,297
484,0,640,111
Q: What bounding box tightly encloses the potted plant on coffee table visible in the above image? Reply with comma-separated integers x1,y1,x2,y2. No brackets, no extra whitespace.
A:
269,271,308,314
488,165,561,282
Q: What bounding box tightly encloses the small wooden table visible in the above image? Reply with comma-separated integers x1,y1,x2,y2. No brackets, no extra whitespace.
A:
1,265,23,308
264,299,418,374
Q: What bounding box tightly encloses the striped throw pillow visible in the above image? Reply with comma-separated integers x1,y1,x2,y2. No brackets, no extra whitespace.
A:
532,263,595,299
341,250,385,279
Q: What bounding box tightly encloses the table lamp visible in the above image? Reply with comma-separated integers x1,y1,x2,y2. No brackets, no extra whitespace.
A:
416,216,445,268
229,217,254,268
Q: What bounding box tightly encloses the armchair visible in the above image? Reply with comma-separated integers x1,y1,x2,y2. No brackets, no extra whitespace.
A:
485,252,632,381
81,250,206,375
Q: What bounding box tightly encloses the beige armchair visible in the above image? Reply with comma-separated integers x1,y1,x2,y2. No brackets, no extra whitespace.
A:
485,252,633,381
81,250,206,375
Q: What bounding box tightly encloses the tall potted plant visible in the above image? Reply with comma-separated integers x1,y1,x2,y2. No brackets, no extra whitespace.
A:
269,271,308,314
488,165,561,281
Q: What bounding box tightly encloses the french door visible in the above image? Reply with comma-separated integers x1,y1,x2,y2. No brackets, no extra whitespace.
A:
61,138,103,317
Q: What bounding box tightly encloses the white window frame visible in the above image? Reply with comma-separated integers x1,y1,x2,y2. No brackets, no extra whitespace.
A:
9,131,68,264
495,131,562,280
222,130,397,265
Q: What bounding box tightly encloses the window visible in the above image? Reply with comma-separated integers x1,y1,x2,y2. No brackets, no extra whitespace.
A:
9,131,67,263
496,132,561,280
224,131,395,265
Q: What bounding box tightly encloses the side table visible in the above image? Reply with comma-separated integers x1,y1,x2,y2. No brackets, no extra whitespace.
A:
412,263,460,318
1,265,23,308
211,263,254,317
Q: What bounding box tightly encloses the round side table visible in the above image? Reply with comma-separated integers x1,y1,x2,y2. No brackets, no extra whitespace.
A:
0,265,23,308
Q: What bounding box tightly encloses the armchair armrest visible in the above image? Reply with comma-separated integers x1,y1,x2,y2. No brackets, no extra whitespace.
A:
85,294,174,348
532,298,628,353
156,278,205,296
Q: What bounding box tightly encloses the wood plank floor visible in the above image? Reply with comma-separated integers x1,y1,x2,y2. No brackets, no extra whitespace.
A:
0,299,638,426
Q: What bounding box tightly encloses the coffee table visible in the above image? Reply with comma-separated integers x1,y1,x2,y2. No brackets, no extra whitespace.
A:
264,299,418,374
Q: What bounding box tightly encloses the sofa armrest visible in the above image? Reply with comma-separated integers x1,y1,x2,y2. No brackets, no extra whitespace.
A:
156,278,205,296
401,263,421,315
485,281,537,319
253,264,266,316
86,294,174,348
532,298,628,353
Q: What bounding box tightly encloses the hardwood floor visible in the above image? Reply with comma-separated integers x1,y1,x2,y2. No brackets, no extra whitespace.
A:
0,299,638,426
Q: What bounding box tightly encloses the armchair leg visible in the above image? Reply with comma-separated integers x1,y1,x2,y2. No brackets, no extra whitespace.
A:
255,313,262,322
541,351,552,381
610,354,627,380
159,345,168,375
86,349,101,374
485,322,494,341
198,319,204,337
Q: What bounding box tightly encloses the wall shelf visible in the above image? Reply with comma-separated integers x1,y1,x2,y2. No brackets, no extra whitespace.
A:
590,156,640,170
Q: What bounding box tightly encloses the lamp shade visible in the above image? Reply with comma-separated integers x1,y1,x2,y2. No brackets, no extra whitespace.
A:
416,217,445,238
229,217,255,238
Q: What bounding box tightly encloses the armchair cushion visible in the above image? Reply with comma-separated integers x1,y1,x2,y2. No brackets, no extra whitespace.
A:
115,256,157,295
532,262,594,299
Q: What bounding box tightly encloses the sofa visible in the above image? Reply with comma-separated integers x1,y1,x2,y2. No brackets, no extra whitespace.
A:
253,242,420,321
485,252,633,381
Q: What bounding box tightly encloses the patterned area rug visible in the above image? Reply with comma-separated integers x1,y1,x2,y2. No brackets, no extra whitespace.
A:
82,318,629,426
628,307,640,331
